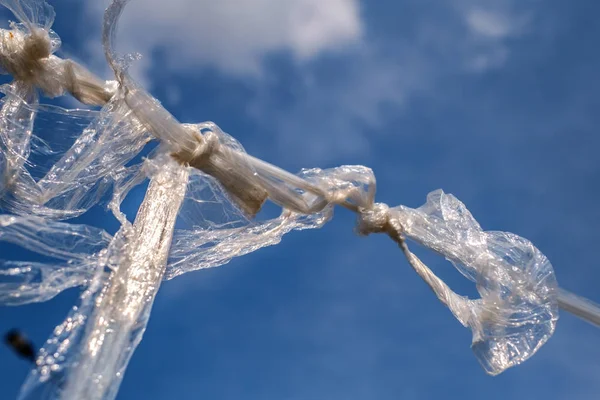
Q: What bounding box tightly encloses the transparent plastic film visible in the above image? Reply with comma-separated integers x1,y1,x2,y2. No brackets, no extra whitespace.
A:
0,0,55,31
0,214,112,306
0,0,115,104
387,190,559,375
103,0,269,218
103,0,196,152
0,95,110,219
36,93,150,215
20,160,189,400
0,1,594,395
166,164,376,279
0,0,117,217
0,81,37,200
0,259,95,306
19,261,110,400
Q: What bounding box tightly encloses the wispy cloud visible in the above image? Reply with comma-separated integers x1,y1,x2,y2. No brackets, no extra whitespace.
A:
79,1,544,165
85,0,363,76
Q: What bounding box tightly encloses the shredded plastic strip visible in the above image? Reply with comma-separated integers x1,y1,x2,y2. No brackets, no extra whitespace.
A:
0,213,111,306
0,100,103,218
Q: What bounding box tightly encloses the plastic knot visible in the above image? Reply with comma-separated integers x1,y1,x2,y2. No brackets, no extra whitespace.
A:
356,202,391,236
189,130,220,166
172,130,220,168
0,26,53,81
23,28,52,61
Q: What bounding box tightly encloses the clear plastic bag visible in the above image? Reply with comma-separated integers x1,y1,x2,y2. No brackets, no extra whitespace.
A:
388,190,559,375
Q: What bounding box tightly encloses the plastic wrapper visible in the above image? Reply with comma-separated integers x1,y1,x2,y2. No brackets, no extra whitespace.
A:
385,190,559,375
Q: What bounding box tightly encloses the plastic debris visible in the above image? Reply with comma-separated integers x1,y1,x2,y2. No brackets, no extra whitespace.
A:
388,190,558,375
0,0,116,216
0,1,598,399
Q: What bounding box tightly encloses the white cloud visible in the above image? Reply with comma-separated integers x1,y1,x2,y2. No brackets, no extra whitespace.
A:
466,9,514,39
79,0,543,166
86,0,362,76
241,2,542,165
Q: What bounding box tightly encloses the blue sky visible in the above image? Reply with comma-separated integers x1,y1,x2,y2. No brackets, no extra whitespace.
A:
1,0,600,398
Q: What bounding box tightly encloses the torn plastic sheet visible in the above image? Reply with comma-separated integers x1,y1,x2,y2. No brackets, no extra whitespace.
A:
0,213,111,305
0,0,115,214
35,93,151,216
20,161,188,400
5,160,187,399
166,163,376,279
0,0,115,104
0,81,36,201
0,88,109,218
385,190,559,375
1,150,378,398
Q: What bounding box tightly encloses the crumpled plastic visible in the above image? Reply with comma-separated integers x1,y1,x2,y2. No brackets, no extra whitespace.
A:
387,190,559,375
0,213,111,305
0,1,567,398
0,96,103,218
0,80,36,202
167,163,375,279
0,0,117,216
1,141,377,399
26,0,374,222
0,9,379,397
0,0,115,104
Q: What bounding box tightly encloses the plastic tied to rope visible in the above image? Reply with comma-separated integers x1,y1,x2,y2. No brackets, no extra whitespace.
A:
0,2,599,399
0,0,116,215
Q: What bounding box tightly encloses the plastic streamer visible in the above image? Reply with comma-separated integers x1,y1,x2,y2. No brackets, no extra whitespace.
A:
0,0,599,399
